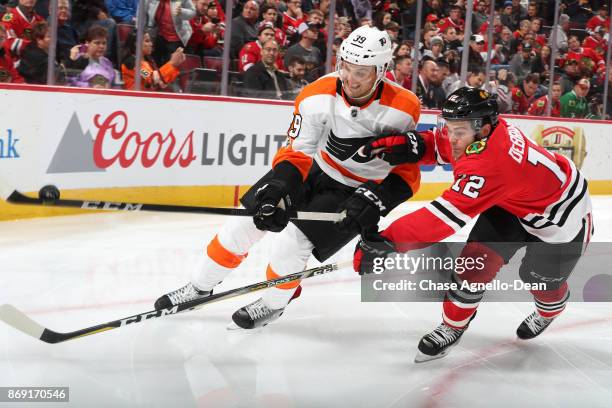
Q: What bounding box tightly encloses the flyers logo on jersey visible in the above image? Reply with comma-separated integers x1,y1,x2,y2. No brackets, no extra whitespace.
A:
465,140,486,155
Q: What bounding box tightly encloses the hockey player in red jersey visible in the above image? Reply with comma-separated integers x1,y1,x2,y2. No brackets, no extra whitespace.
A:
354,87,593,362
154,26,425,330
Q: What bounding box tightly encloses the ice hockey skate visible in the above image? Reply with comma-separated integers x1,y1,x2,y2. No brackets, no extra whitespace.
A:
227,286,302,330
154,283,212,310
516,311,556,340
415,312,477,363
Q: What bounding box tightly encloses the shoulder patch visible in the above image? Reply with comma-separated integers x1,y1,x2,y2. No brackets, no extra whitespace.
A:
537,100,545,107
515,89,523,97
569,100,576,107
2,13,13,22
465,140,487,155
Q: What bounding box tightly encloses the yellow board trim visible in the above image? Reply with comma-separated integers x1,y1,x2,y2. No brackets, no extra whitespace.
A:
1,181,611,221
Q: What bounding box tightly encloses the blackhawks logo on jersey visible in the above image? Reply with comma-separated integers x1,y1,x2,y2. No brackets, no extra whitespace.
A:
465,140,486,155
2,13,13,22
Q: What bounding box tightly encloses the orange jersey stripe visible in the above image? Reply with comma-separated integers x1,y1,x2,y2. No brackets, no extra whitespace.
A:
266,264,301,289
272,145,313,181
320,151,384,184
206,235,247,269
390,163,421,195
379,81,421,124
293,75,338,114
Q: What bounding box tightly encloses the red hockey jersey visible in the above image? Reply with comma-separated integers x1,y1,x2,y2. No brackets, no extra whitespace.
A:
382,118,592,247
238,40,285,72
1,7,44,57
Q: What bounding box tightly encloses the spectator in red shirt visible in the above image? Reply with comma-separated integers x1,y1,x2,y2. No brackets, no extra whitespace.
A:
188,0,223,57
586,4,609,32
0,24,24,82
528,82,561,117
239,22,284,72
385,54,411,89
582,26,607,56
283,0,305,41
511,73,539,114
1,0,44,58
564,34,604,76
437,4,464,33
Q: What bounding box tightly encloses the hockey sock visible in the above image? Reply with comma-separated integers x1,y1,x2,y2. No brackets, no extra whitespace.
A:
532,282,569,319
262,264,302,309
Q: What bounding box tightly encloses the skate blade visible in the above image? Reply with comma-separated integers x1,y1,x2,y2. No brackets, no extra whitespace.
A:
226,321,244,331
414,349,450,363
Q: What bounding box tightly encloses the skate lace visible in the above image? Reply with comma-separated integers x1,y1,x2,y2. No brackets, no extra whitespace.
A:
525,312,551,334
168,283,201,305
246,299,272,321
429,324,461,347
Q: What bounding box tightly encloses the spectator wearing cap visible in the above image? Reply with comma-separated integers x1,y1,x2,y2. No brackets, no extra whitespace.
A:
282,0,305,41
511,72,540,114
560,77,593,118
509,41,534,82
501,0,518,31
468,34,486,67
244,39,291,100
307,9,328,63
239,22,285,72
437,4,464,33
230,1,259,58
416,59,445,109
564,34,604,77
188,0,223,57
422,35,444,62
0,25,24,83
586,5,609,32
472,0,488,33
582,26,608,57
146,0,195,67
551,14,570,51
385,54,411,89
559,58,581,95
284,21,322,82
528,82,561,117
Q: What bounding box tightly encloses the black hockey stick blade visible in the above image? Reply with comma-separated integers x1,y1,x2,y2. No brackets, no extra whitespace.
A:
0,260,352,344
4,189,345,222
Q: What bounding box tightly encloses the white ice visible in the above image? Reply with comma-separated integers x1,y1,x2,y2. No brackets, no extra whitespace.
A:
1,197,612,408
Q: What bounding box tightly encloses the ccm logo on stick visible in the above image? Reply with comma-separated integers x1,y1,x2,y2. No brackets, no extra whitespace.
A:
81,201,143,211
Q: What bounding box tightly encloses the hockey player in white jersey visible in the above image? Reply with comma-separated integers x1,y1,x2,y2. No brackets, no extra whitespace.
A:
155,25,425,329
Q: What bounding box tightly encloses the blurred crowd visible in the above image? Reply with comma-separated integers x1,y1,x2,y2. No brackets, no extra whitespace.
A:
0,0,610,119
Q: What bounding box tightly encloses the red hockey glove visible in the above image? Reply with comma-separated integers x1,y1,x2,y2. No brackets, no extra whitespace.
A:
363,130,426,165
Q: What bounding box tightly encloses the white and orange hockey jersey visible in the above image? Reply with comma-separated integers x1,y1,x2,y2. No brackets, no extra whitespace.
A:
273,72,422,196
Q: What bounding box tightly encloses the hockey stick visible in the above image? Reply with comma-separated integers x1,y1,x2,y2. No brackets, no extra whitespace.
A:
1,188,346,223
0,260,352,344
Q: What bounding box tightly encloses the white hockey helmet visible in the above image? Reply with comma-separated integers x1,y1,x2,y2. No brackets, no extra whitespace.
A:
337,26,393,86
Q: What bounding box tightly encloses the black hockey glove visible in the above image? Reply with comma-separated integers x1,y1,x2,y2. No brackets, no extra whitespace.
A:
363,130,426,165
353,231,396,275
253,179,293,232
336,181,391,234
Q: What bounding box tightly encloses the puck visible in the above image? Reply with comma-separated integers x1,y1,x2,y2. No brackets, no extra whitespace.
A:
39,185,60,204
